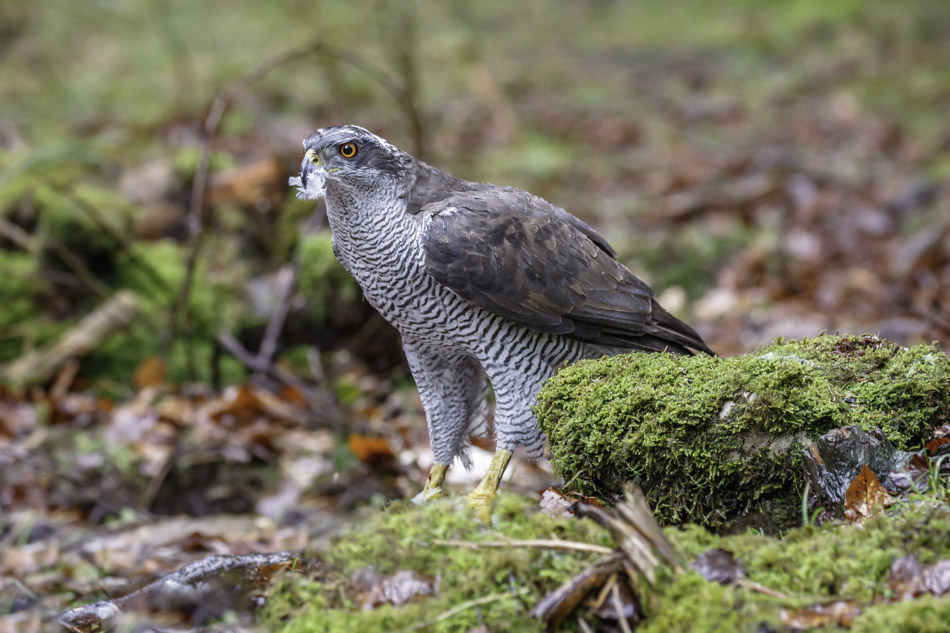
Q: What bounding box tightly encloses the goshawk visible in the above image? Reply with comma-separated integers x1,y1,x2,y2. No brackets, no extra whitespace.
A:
291,125,713,520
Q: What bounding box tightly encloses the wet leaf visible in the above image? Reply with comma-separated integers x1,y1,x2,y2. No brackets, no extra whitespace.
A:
690,548,745,584
844,464,890,520
779,600,861,629
538,487,600,518
133,356,167,389
349,567,434,610
347,433,394,464
887,555,950,600
926,436,949,455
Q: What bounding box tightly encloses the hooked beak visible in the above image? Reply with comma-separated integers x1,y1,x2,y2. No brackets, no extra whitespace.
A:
299,149,319,187
289,149,328,201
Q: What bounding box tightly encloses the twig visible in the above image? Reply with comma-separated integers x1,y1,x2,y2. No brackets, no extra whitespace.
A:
432,538,613,555
590,572,617,611
612,580,634,633
0,216,35,251
215,331,339,429
257,265,297,365
170,38,412,377
736,579,788,598
48,240,113,300
62,188,177,299
395,591,521,633
3,291,141,385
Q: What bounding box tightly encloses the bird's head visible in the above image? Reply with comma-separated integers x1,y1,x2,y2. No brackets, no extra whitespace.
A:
290,125,412,201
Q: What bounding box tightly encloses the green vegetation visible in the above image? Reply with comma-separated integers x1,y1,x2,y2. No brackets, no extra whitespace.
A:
262,491,950,633
264,494,612,632
536,335,950,530
647,501,950,633
297,232,360,326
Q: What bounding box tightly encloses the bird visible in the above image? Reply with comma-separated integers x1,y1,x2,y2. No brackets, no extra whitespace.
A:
290,125,713,521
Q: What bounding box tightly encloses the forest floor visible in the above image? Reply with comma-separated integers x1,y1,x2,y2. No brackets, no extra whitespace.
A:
2,0,950,630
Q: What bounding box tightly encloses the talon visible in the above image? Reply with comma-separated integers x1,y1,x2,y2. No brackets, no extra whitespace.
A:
468,488,495,524
414,463,449,504
467,449,512,524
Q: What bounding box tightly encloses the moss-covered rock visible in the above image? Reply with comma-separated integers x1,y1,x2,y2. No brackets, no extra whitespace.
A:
536,335,950,531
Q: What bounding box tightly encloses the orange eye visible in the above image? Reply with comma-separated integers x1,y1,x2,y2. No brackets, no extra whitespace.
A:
339,142,357,158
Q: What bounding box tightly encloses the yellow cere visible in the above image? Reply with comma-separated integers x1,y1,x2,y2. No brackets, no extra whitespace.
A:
305,148,320,165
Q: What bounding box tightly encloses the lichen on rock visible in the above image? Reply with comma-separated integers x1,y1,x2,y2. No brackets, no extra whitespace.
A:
535,335,950,531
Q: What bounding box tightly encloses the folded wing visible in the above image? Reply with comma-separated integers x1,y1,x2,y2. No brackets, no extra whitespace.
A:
420,188,713,355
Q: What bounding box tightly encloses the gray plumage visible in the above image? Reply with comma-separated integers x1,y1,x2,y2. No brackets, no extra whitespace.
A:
292,125,712,469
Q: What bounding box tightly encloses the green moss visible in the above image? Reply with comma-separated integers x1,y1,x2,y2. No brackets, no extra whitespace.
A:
263,494,613,633
536,335,950,531
851,594,950,633
645,502,950,633
262,493,950,633
640,571,745,633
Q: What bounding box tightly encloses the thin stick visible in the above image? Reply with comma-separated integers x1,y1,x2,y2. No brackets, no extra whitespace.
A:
591,572,616,611
736,579,788,598
216,331,339,429
612,581,634,633
395,591,519,633
432,538,613,555
170,39,409,374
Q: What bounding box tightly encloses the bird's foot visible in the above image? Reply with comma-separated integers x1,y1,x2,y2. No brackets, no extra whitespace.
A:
467,449,512,524
412,463,449,504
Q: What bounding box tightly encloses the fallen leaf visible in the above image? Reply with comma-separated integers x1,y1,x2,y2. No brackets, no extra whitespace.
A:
887,555,950,600
350,567,434,609
347,433,394,464
926,436,949,454
134,356,167,389
690,548,745,584
539,487,600,518
780,600,861,629
887,555,925,600
208,158,284,209
845,464,890,520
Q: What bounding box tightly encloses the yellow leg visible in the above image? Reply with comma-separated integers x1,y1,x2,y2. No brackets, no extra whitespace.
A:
413,463,449,503
468,449,513,523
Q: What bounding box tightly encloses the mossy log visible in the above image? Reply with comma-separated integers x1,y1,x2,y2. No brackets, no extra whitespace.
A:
535,335,950,532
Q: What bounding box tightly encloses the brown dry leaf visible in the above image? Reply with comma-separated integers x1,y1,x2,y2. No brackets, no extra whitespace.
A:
349,567,434,610
279,384,307,406
0,398,37,439
845,464,890,520
539,487,602,518
780,600,862,629
887,555,950,600
208,158,284,209
902,452,932,491
690,548,745,585
133,356,167,389
2,541,60,577
926,436,949,454
347,433,394,464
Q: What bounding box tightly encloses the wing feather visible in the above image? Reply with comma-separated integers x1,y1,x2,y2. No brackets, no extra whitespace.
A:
420,187,713,354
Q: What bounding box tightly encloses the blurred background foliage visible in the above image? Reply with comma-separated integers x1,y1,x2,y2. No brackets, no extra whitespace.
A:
2,0,950,392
